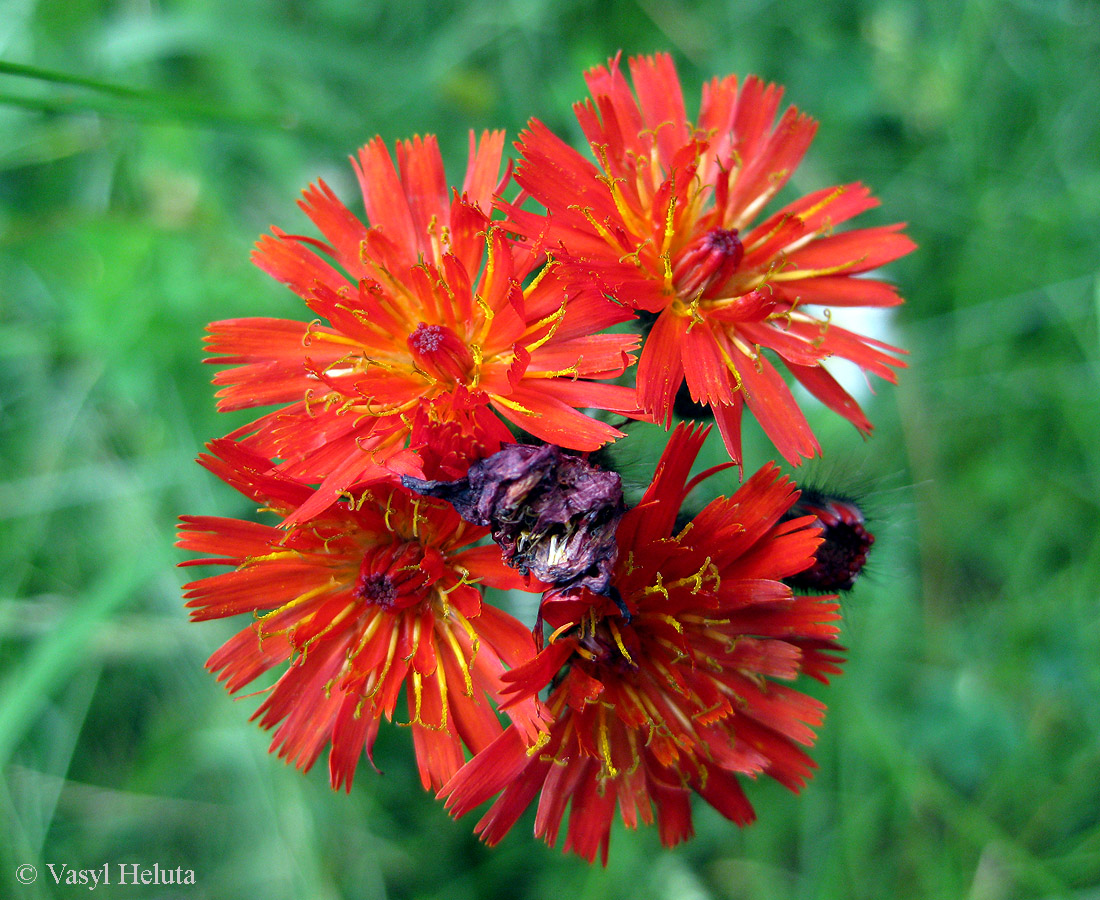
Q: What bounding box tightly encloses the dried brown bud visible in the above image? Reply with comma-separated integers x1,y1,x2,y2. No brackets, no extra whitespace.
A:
403,443,625,595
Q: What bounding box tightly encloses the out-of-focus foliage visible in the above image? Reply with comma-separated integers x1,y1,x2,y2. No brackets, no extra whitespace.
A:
2,1,1099,897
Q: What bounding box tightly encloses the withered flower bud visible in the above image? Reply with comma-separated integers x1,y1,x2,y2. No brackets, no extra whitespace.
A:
403,443,625,595
782,489,874,592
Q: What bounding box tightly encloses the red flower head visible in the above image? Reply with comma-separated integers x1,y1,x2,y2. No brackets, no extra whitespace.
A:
207,131,639,526
503,53,916,467
441,424,845,863
177,440,544,792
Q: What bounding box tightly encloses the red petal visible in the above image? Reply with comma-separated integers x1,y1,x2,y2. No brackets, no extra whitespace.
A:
637,309,688,427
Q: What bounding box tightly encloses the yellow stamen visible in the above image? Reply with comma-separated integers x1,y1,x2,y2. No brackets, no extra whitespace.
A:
522,296,569,352
598,715,619,778
442,624,475,696
488,394,538,416
608,619,634,666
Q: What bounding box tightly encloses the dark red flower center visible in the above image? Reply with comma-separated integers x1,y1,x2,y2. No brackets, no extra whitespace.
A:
357,573,398,607
407,322,475,385
673,227,744,299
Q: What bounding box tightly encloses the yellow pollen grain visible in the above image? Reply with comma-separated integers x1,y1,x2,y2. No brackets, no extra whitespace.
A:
523,297,568,353
366,622,400,700
801,185,846,223
529,362,580,380
771,255,867,282
241,548,299,567
442,624,475,696
403,615,422,664
525,730,551,757
432,657,451,733
350,354,406,376
661,187,678,255
426,213,442,262
469,343,483,388
489,394,538,416
682,293,706,332
680,613,731,627
573,205,621,250
653,636,688,663
744,211,793,256
766,298,800,330
300,600,357,652
349,609,385,659
340,305,397,341
482,226,497,288
473,290,494,341
642,572,669,601
409,671,424,726
618,237,652,269
523,255,557,294
255,578,337,630
712,336,745,394
598,718,619,778
450,608,481,660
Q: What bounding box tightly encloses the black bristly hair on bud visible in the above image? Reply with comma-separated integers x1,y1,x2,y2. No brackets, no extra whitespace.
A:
778,461,911,597
783,486,874,593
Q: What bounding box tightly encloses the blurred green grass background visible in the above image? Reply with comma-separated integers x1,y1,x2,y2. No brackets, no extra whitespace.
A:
3,0,1100,897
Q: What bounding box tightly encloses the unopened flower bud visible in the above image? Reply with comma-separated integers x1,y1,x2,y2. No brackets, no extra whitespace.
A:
783,490,874,592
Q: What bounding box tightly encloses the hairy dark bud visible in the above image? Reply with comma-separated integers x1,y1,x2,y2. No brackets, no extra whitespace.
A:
783,490,874,592
403,443,625,595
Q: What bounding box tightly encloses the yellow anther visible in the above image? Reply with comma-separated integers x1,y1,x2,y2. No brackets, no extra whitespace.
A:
598,720,618,778
525,730,551,757
366,627,399,700
608,620,634,666
642,572,669,601
712,337,745,394
488,394,538,416
443,625,474,696
523,296,569,353
572,205,621,249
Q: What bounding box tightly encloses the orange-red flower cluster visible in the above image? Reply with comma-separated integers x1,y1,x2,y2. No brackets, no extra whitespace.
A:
504,54,914,465
441,424,844,862
180,51,911,863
